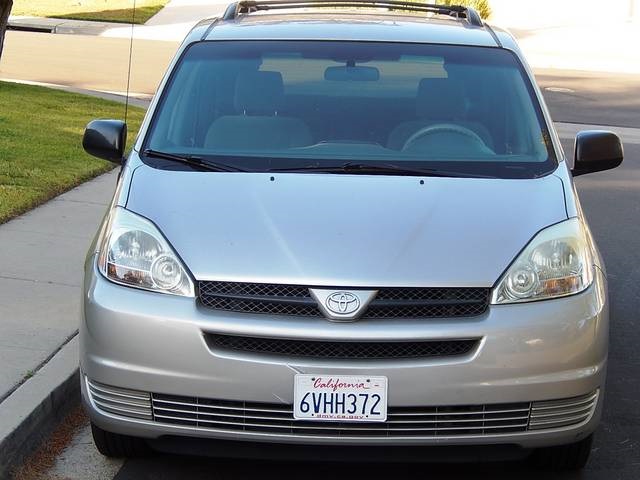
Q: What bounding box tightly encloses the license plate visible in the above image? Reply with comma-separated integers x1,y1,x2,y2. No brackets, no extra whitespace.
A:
293,375,388,422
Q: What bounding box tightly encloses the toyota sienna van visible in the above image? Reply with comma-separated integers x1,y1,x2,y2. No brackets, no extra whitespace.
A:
80,0,624,470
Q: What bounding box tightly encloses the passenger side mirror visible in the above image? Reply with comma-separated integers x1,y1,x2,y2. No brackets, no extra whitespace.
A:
83,119,127,164
572,130,623,176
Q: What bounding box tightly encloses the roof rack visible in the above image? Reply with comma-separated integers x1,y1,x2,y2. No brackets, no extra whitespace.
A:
222,0,484,27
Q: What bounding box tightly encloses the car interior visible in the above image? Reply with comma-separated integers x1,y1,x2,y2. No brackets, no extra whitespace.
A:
149,43,550,162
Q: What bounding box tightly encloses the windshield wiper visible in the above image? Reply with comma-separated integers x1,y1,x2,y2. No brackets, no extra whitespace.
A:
270,162,493,178
143,149,245,172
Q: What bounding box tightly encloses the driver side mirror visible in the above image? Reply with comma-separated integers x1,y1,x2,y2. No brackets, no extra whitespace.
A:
572,130,623,176
83,119,127,164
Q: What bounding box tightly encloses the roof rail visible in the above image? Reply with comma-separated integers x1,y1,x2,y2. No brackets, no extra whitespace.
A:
222,0,484,27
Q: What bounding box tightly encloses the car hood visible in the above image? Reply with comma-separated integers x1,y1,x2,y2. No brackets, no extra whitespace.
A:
126,165,567,287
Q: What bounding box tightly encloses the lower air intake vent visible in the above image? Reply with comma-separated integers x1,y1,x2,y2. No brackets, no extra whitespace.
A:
529,390,599,430
205,334,479,359
87,380,598,439
86,379,152,420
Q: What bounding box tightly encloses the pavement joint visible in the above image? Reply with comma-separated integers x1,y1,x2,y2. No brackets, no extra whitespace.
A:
0,275,81,288
55,198,110,206
0,331,78,406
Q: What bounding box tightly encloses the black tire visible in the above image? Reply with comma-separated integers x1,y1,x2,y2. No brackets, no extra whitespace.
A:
530,434,593,471
91,422,151,458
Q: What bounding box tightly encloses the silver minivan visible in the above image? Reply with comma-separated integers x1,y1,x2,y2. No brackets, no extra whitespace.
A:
80,0,624,470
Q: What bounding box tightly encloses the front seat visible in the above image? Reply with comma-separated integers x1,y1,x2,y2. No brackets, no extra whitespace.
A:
387,77,494,151
205,70,312,150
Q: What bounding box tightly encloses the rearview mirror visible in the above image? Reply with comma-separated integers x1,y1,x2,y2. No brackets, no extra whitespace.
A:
83,119,127,164
324,65,380,82
572,130,623,176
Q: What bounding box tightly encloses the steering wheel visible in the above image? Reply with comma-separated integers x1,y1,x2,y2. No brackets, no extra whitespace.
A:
402,123,487,151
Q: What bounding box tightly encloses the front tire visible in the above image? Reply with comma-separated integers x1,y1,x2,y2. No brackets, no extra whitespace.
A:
91,422,151,458
530,434,593,471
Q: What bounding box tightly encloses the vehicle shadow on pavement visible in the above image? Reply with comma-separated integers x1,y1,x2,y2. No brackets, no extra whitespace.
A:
113,456,587,480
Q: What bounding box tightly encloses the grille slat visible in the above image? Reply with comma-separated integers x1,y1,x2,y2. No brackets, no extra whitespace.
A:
199,281,489,319
386,415,530,424
90,390,153,409
531,392,598,410
529,413,592,428
88,382,150,401
206,334,479,360
152,414,529,432
154,406,292,422
391,407,530,416
529,405,593,419
153,398,290,413
93,399,152,418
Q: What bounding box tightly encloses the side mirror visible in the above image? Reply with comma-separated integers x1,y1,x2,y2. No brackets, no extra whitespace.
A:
572,130,623,176
83,119,127,164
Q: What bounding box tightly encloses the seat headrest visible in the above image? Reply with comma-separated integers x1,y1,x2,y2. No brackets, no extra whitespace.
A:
234,71,284,116
416,77,467,120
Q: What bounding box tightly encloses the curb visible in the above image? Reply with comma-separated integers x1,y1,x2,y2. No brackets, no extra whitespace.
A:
0,337,80,480
7,17,115,36
0,78,153,108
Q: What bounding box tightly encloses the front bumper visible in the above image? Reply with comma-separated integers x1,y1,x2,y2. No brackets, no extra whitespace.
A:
81,259,608,449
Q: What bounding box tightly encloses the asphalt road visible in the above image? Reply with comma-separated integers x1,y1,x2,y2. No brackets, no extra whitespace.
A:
27,69,640,479
0,31,178,95
536,68,640,128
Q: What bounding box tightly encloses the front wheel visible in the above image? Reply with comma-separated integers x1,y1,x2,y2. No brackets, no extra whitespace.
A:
91,422,151,458
530,434,593,471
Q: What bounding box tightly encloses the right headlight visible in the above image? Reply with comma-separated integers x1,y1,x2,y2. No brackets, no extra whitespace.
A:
491,218,594,304
97,207,195,297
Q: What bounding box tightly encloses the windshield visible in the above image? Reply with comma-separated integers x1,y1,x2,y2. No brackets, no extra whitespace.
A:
144,41,557,178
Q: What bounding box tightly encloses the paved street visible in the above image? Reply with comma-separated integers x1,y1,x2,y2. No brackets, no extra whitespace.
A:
0,30,177,96
18,69,638,479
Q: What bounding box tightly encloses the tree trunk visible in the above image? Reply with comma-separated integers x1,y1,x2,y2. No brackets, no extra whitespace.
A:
0,0,13,61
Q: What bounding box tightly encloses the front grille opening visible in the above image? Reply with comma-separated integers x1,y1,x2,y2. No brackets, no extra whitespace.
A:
205,334,479,360
150,393,532,437
198,281,490,319
86,380,598,440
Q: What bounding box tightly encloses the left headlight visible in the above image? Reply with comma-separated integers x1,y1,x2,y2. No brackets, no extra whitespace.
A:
97,207,195,297
491,218,594,304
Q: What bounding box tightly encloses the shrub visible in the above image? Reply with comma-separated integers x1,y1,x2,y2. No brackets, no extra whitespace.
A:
439,0,492,19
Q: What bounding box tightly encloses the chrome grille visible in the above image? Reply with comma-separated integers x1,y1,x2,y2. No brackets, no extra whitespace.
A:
198,281,489,319
206,334,479,359
87,380,598,439
151,395,531,437
529,390,599,430
86,379,152,420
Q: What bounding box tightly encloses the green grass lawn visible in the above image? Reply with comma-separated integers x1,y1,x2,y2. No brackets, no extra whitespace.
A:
0,81,145,225
12,0,169,24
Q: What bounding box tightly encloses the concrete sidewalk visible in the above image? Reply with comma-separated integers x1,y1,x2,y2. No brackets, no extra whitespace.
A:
0,171,118,403
0,170,119,476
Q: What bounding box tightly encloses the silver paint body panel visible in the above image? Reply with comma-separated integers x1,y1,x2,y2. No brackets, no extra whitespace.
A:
124,164,567,287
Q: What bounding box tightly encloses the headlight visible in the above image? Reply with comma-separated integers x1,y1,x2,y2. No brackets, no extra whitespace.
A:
491,218,594,304
97,207,195,297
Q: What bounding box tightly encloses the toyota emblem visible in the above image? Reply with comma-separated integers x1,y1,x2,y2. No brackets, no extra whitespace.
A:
325,292,361,315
